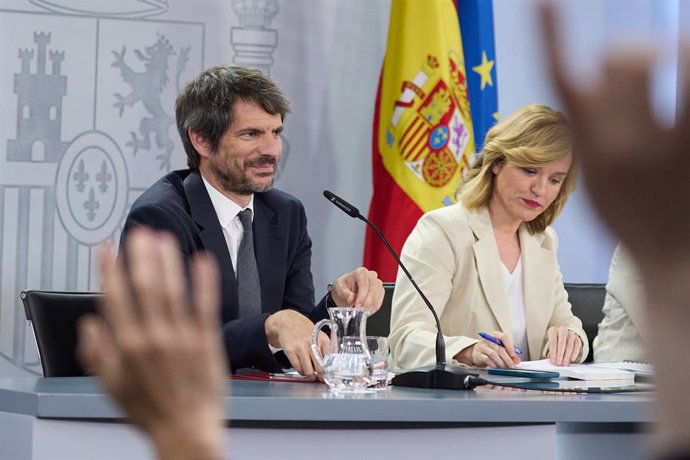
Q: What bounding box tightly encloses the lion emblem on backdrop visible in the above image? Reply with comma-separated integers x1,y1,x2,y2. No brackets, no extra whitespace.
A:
111,34,190,170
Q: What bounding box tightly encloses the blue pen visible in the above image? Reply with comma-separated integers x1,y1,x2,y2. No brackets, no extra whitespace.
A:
479,332,523,355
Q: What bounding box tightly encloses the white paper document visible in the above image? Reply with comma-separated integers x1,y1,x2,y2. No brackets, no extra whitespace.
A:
516,359,635,381
589,361,653,374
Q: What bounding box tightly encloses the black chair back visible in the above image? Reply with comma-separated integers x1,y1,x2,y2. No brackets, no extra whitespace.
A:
563,283,606,363
21,290,102,377
365,282,395,337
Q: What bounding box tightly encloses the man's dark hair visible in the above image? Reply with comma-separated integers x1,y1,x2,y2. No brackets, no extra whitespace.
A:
175,64,291,168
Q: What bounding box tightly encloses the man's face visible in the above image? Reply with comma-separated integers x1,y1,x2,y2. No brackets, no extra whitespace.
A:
204,99,283,199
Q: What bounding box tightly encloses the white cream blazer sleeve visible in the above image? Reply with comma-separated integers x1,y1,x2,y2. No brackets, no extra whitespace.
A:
388,204,588,371
593,244,647,362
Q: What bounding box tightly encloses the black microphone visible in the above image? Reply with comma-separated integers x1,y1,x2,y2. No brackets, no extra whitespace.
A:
323,190,478,390
323,190,360,218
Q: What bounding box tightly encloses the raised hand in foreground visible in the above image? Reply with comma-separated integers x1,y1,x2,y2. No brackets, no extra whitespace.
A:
79,228,227,460
541,2,690,455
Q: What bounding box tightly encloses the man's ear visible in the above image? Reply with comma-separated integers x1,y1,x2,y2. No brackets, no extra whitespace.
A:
189,129,212,159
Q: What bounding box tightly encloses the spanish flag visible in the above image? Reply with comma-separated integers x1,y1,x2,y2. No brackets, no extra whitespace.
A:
364,0,496,281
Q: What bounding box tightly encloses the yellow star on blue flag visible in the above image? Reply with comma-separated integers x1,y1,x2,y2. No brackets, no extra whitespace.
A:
472,51,494,90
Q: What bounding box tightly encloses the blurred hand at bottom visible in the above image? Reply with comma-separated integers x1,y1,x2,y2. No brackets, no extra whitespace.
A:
78,229,227,460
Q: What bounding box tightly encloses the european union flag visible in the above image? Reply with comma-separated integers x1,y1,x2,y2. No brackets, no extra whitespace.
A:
457,0,499,153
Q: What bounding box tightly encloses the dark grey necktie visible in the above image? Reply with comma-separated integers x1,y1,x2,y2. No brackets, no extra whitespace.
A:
236,209,261,318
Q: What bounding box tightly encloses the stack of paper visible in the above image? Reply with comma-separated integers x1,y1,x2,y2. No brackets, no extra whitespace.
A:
589,362,653,381
517,359,635,381
589,361,652,373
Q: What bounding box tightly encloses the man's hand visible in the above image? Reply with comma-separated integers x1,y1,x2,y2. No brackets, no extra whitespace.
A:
264,309,328,381
78,229,226,460
329,267,385,314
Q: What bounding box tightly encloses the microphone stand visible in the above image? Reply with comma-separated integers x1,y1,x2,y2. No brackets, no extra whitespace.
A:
323,191,477,390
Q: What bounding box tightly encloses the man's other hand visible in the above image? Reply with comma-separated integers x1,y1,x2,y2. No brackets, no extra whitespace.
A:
330,267,385,314
264,309,328,381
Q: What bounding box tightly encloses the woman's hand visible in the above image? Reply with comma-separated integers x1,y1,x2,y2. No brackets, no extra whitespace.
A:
455,331,521,368
546,326,582,366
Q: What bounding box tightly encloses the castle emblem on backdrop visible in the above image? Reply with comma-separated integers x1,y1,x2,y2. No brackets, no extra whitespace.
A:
387,53,472,187
7,32,68,163
112,35,190,170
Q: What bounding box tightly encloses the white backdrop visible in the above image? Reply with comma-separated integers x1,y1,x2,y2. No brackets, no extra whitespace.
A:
0,0,672,377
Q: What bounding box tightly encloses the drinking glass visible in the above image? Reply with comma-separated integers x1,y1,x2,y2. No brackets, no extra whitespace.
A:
365,336,389,389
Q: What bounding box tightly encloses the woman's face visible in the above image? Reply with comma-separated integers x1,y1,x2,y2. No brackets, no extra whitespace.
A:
490,153,573,225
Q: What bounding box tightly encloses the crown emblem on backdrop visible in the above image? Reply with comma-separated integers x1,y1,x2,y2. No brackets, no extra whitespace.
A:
155,33,175,55
232,0,278,28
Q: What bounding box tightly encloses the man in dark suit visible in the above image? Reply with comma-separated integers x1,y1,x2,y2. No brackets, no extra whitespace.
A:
121,64,384,378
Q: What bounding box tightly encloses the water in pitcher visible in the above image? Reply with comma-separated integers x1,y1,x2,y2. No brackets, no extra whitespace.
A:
321,337,372,392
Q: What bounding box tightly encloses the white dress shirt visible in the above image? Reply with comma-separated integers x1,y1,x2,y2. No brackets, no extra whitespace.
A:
201,176,254,274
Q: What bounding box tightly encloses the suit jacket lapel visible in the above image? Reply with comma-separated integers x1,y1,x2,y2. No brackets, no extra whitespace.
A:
520,226,551,359
470,208,512,335
183,170,238,320
253,194,284,313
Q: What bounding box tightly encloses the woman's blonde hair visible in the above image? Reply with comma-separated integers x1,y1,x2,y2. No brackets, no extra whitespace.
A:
457,104,575,234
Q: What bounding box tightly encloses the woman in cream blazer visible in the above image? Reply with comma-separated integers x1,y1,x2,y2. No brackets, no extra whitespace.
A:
389,104,587,371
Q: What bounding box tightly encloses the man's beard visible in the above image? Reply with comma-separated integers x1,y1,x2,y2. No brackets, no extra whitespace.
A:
209,154,277,196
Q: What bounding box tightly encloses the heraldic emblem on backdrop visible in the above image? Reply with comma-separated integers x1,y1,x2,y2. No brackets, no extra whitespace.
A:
0,0,286,376
0,0,207,374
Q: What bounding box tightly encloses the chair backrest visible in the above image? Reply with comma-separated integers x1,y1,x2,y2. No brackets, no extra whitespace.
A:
365,282,395,337
563,283,606,363
21,290,102,377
